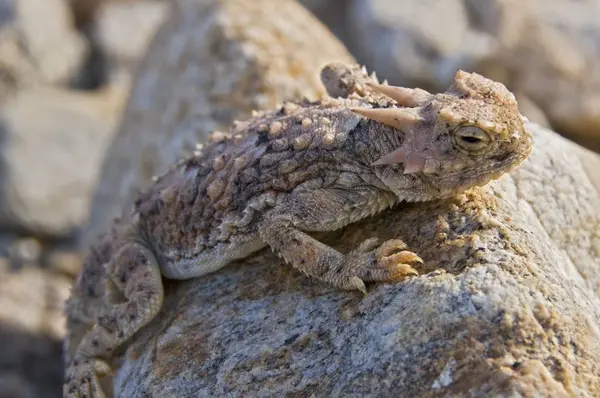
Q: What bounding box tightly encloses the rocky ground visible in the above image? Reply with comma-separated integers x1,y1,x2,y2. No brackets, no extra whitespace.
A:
0,0,598,397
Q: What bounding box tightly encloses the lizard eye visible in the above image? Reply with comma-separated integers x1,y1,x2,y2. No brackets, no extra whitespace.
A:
453,125,490,153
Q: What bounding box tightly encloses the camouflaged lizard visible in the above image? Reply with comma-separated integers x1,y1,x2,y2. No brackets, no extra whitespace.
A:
63,62,532,397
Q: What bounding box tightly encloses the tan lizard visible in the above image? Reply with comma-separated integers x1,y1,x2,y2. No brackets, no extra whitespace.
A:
63,62,532,397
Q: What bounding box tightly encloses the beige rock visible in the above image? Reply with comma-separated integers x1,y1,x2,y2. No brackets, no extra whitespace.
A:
81,0,355,247
0,264,71,340
111,123,600,397
0,0,87,98
580,146,600,194
0,86,125,237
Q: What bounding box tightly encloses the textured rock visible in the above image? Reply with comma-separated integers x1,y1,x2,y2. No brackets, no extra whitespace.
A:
580,146,600,193
0,86,125,237
343,0,600,153
0,0,87,98
82,0,355,247
112,123,600,396
509,124,600,295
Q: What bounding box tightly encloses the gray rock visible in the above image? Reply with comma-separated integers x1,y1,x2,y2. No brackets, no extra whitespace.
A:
93,0,169,88
343,0,600,153
81,0,356,248
0,86,126,237
112,123,600,397
299,0,352,46
348,0,494,90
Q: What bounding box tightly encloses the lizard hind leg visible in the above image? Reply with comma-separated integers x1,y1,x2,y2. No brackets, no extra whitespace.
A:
63,243,164,398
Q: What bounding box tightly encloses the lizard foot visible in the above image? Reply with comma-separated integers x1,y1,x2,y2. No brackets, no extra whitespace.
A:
336,238,422,294
63,356,110,398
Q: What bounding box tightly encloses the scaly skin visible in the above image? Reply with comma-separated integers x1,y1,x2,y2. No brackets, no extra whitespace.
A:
63,62,532,397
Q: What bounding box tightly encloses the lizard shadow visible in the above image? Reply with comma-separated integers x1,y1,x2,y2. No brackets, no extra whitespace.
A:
317,186,498,278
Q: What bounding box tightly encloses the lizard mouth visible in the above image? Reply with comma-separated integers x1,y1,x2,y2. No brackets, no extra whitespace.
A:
416,150,530,200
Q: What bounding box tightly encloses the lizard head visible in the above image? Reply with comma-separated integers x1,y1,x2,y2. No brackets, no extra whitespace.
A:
352,70,532,201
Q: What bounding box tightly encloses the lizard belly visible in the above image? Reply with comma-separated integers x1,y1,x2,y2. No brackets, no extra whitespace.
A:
159,237,266,279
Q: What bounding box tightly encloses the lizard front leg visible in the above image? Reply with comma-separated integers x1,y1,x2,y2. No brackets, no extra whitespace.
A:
64,242,164,398
258,189,421,294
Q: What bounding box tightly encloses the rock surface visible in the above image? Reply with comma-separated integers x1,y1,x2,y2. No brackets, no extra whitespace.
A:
111,123,600,397
81,0,355,247
509,124,600,295
336,0,600,153
0,86,125,237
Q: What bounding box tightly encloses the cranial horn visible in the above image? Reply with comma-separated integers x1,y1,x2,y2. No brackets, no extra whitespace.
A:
351,107,422,130
367,82,432,107
372,147,406,166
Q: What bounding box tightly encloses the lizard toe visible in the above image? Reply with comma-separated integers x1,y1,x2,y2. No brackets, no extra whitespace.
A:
354,237,381,253
64,357,107,398
376,239,409,257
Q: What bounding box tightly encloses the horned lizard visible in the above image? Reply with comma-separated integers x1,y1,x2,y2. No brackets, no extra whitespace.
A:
63,62,532,397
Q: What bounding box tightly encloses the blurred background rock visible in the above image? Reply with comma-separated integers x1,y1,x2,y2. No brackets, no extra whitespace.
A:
0,0,598,396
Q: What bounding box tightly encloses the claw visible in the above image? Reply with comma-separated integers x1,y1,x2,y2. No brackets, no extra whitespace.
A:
95,359,112,377
64,357,109,398
349,276,368,295
390,263,419,278
383,251,423,266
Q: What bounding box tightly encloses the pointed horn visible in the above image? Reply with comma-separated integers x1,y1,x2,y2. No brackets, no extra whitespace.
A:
367,82,432,107
372,147,406,166
351,107,422,130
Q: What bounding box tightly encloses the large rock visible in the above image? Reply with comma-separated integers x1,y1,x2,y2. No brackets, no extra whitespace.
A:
341,0,600,153
81,0,355,247
0,86,125,237
0,0,87,98
111,123,600,397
